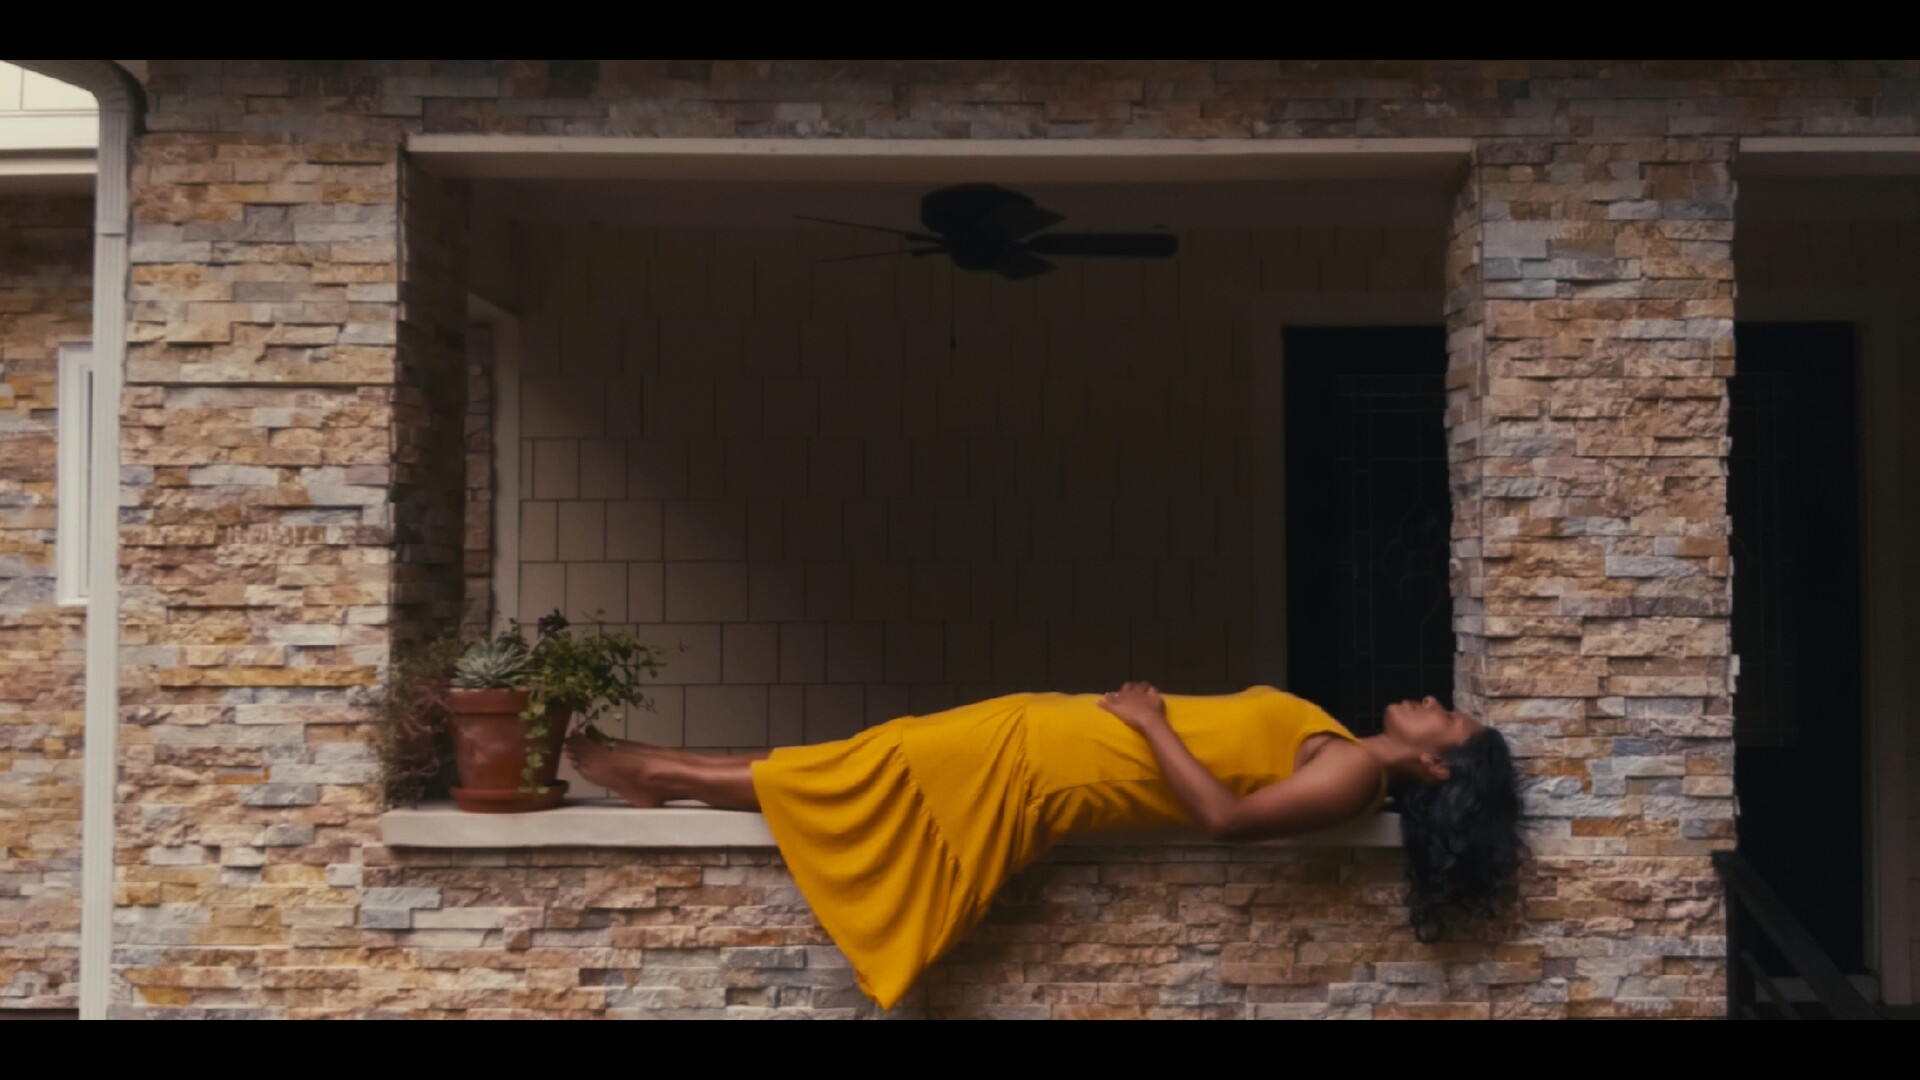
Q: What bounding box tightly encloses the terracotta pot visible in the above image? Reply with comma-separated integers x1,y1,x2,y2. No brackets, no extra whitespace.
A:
445,688,573,813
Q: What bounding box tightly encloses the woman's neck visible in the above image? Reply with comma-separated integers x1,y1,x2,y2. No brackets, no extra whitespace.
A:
1358,733,1429,781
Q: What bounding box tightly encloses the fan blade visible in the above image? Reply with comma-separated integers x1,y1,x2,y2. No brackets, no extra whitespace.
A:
815,247,947,264
990,249,1055,281
979,199,1065,240
795,215,940,243
1023,233,1180,258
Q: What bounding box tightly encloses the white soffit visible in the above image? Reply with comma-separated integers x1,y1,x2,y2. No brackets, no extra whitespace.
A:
0,61,99,193
408,136,1472,184
0,61,100,154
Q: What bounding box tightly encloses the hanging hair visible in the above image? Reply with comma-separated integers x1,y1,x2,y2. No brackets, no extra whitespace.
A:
1391,725,1523,943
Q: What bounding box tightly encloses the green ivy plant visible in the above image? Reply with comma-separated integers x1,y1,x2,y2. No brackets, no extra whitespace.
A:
454,611,670,793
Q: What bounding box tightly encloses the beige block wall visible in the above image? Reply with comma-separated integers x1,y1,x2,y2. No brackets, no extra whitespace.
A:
499,224,1443,764
1738,198,1920,1002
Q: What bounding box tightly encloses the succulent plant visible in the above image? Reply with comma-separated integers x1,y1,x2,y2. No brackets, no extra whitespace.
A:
452,636,529,690
442,612,673,794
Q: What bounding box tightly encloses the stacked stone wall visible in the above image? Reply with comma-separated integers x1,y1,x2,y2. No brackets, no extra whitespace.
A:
0,194,92,1010
91,58,1920,1016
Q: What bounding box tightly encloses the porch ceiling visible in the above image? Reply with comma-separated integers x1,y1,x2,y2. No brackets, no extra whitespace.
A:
471,176,1458,230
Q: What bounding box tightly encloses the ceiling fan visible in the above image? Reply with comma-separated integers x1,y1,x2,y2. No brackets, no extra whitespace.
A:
800,183,1180,281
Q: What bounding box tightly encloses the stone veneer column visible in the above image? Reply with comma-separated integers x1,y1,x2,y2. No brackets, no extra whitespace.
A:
1445,138,1737,1017
392,159,469,649
460,323,493,642
114,133,408,1016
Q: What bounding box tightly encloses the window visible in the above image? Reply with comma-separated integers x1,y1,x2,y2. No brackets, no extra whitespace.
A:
57,342,93,604
1283,326,1452,736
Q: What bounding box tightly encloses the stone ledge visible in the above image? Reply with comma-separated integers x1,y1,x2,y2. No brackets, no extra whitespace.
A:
380,799,1403,850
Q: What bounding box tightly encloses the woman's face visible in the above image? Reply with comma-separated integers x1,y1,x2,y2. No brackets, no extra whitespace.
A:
1384,696,1481,755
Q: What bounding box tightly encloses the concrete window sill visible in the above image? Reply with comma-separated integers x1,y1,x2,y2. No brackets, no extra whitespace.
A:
379,800,1403,850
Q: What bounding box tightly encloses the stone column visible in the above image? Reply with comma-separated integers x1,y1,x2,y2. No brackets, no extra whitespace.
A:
392,158,470,649
1445,138,1737,1018
115,126,410,1015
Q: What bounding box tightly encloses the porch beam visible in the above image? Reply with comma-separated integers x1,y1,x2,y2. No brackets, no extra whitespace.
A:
1736,137,1920,176
406,135,1473,183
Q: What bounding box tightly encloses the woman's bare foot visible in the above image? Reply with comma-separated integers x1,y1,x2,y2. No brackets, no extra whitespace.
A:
564,731,667,808
577,725,707,764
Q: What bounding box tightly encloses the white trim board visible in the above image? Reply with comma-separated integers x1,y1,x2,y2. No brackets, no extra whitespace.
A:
55,342,93,606
0,155,94,177
408,136,1473,184
0,112,100,153
0,154,94,195
1737,137,1920,177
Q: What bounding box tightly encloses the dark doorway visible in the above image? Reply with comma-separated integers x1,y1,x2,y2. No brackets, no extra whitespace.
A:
1284,326,1453,736
1730,322,1866,972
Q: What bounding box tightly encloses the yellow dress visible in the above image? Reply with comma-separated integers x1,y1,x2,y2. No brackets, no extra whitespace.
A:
748,684,1377,1009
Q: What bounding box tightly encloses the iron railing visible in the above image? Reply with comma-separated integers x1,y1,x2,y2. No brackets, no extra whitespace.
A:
1714,850,1881,1020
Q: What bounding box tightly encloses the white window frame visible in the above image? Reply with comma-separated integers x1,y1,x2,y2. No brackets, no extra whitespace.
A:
57,341,94,605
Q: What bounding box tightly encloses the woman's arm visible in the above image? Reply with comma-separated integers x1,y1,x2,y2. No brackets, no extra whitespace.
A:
1097,682,1381,843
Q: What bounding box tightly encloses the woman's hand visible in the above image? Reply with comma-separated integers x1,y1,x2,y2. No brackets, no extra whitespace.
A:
1097,681,1167,732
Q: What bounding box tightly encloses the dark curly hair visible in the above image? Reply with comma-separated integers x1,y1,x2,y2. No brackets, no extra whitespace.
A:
1391,725,1523,943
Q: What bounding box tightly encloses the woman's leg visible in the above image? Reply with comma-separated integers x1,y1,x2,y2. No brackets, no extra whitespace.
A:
563,732,765,810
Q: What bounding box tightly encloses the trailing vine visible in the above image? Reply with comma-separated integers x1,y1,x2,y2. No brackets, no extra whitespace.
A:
376,635,464,808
